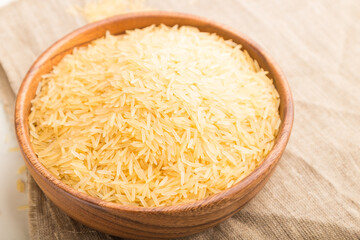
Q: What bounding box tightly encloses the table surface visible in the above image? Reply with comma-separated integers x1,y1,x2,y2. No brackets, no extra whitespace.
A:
0,1,29,239
0,103,29,239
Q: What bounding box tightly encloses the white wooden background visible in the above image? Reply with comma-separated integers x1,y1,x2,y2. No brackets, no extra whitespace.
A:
0,0,29,239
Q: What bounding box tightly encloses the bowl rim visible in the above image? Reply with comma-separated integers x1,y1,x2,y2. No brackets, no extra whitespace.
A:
15,11,294,213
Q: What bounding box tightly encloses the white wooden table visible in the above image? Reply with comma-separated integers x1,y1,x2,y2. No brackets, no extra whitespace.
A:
0,103,29,239
0,1,30,239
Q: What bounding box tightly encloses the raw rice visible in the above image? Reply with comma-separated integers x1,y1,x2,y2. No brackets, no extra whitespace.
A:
17,179,25,193
29,25,281,207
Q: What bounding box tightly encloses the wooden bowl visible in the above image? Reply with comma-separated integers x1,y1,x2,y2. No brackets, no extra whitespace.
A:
15,12,294,239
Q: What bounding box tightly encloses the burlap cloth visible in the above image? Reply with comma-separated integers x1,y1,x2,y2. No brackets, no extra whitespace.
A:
0,0,359,239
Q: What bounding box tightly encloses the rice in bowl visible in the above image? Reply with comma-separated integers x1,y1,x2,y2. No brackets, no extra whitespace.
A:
28,25,281,207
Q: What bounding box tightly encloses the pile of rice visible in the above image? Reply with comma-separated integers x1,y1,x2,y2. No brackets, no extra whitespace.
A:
29,25,281,207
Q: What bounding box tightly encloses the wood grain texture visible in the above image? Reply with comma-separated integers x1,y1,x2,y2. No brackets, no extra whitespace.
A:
15,12,294,239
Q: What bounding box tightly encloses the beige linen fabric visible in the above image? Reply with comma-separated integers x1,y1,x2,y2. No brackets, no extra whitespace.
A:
0,0,359,239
